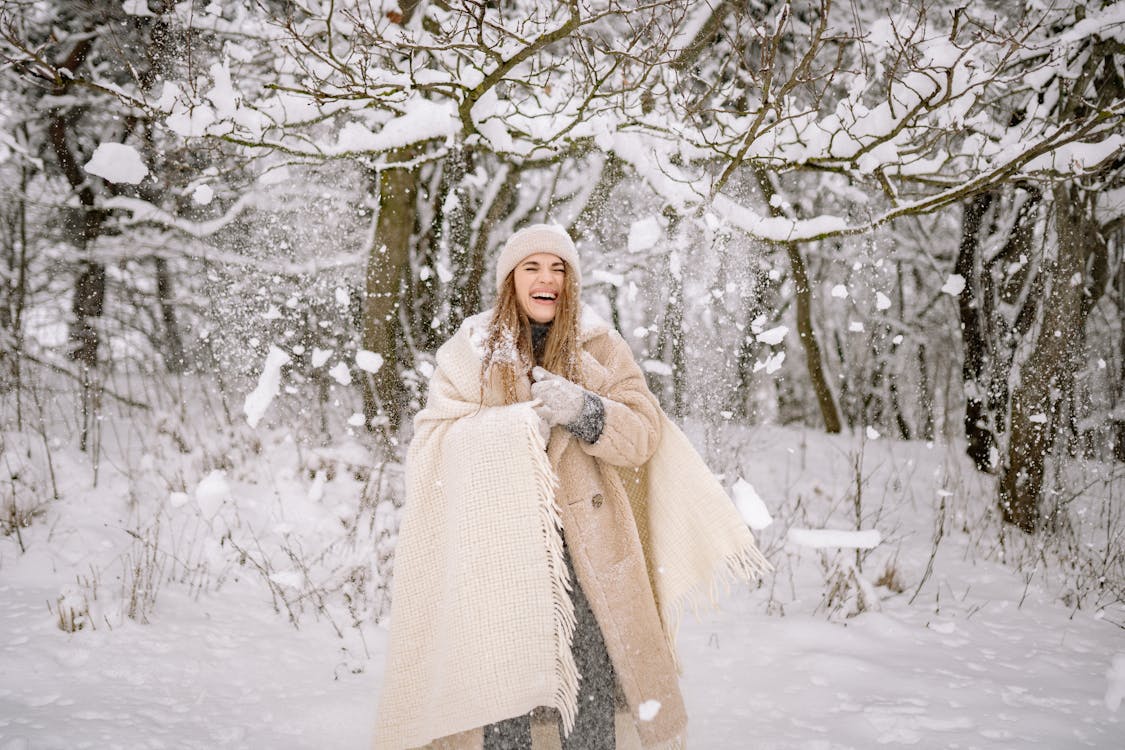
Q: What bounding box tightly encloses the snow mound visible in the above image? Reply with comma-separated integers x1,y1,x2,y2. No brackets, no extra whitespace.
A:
1107,654,1125,711
788,528,882,549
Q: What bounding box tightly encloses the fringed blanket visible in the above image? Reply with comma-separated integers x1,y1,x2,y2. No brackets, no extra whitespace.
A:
373,310,770,749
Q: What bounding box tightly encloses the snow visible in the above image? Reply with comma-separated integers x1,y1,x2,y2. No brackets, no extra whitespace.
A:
732,478,773,530
941,274,966,296
83,143,149,185
753,351,786,375
788,527,883,550
191,184,214,205
875,292,892,311
311,348,333,368
2,422,1124,748
1107,654,1125,711
356,350,384,374
638,699,661,721
642,359,673,376
328,362,352,386
121,0,155,17
329,100,459,156
243,346,291,428
832,284,849,299
195,470,231,519
627,217,662,252
755,325,788,345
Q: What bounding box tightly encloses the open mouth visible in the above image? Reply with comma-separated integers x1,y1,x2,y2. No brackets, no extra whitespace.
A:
531,291,558,302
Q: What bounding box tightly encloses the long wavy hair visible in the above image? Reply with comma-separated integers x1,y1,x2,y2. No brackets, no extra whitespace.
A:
481,264,583,405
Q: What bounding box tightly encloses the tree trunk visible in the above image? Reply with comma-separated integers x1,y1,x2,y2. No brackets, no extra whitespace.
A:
154,257,186,373
998,185,1090,532
955,192,996,470
362,146,419,431
752,167,841,432
786,241,842,432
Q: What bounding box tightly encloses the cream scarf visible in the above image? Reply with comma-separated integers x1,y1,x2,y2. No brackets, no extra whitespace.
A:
373,309,770,749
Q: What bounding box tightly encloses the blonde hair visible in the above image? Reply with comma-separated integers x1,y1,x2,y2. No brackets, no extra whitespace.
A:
481,265,583,405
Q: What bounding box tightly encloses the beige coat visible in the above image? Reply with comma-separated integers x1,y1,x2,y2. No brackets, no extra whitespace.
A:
374,309,770,750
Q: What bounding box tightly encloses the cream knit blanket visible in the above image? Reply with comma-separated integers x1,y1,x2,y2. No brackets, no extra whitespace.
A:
373,310,770,749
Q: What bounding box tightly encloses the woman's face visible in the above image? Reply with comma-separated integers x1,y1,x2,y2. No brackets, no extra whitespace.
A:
512,252,566,324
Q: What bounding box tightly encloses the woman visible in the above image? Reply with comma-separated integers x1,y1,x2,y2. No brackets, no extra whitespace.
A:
375,224,769,750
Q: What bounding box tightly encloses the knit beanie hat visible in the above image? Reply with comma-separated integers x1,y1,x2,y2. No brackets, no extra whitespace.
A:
495,224,581,292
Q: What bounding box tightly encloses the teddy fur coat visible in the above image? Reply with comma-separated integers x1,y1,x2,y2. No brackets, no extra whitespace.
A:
373,309,770,750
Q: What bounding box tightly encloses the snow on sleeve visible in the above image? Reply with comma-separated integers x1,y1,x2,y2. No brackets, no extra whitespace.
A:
83,143,149,185
638,700,661,721
788,528,882,549
732,478,773,530
243,345,291,428
1106,654,1125,711
941,274,966,296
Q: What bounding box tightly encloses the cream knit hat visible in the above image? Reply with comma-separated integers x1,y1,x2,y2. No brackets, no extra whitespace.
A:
495,223,581,292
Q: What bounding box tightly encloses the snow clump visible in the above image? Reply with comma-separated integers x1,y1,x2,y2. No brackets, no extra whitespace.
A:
244,346,291,428
329,362,352,385
755,325,788,345
84,143,149,185
628,217,663,252
732,478,773,530
638,700,662,721
356,350,384,373
941,274,966,296
195,470,231,519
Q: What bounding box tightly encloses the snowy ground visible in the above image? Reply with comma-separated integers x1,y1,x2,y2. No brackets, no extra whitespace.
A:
2,418,1124,748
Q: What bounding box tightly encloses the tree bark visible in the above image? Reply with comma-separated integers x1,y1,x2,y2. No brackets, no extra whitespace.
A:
753,167,841,432
955,192,996,471
998,185,1091,532
786,241,842,433
362,146,419,430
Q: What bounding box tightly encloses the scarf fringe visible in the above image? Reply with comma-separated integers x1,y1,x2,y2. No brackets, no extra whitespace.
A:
660,540,773,655
527,419,580,736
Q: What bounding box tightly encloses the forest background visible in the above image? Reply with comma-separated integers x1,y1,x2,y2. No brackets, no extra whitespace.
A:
1,0,1124,745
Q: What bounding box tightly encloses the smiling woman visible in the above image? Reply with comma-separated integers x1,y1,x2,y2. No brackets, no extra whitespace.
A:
374,224,769,750
513,253,566,324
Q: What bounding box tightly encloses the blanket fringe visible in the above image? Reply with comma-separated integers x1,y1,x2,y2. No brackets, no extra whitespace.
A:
528,420,580,736
661,540,773,657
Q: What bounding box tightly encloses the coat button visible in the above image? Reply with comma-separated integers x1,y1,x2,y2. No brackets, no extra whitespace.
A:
591,493,604,508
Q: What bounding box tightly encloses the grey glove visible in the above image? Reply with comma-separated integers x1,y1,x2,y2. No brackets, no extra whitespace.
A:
530,367,585,426
531,367,605,444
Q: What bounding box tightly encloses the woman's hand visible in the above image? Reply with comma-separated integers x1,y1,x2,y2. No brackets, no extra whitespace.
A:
530,367,586,426
531,367,606,444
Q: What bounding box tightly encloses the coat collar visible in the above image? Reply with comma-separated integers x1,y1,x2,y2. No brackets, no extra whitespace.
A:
462,304,611,358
